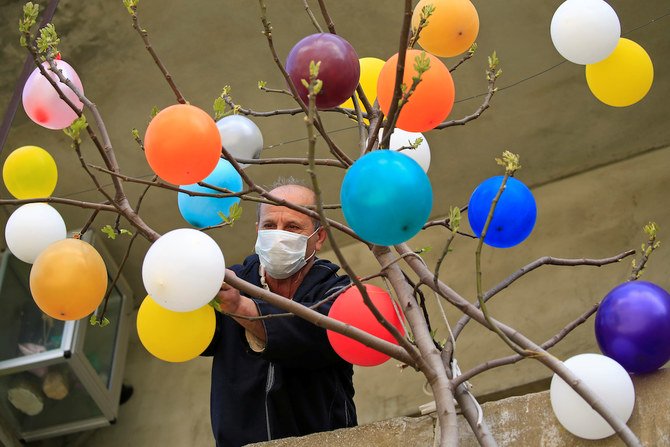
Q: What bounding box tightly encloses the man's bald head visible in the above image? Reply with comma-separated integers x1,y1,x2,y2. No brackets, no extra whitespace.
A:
257,180,320,230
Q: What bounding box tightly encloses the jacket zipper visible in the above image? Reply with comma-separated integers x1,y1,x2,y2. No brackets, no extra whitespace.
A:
264,362,275,440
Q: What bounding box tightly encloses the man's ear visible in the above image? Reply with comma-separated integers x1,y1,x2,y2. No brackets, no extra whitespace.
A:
255,222,258,232
314,227,327,251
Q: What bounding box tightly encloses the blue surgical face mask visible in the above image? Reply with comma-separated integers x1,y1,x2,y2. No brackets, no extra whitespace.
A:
254,228,318,279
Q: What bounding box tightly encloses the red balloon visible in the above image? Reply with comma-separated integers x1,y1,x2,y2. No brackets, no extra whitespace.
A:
377,50,455,132
144,104,221,185
285,33,360,110
327,284,404,366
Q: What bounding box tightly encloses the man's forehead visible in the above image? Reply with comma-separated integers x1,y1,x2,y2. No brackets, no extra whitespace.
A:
270,184,315,202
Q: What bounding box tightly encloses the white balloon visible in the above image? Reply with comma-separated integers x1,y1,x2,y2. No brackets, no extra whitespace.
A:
142,229,225,312
550,0,621,65
5,203,66,263
216,115,264,169
550,353,635,440
380,128,431,173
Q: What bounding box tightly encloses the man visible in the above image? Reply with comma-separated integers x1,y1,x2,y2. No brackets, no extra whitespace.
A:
202,179,357,447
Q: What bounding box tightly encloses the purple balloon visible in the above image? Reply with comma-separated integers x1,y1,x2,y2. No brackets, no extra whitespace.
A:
595,281,670,374
285,33,360,109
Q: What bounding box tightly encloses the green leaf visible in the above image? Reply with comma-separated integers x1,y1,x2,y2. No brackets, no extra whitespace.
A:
63,116,87,143
313,79,323,95
495,150,521,174
213,97,227,121
90,315,110,327
101,225,133,239
257,80,267,89
413,51,431,75
19,2,40,44
150,105,159,118
448,206,461,232
228,202,243,221
101,225,117,239
123,0,139,15
36,23,60,56
131,128,140,140
209,298,222,313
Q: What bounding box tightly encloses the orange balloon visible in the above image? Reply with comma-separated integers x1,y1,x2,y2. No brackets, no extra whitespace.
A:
30,238,108,321
412,0,479,58
144,104,221,185
377,50,455,132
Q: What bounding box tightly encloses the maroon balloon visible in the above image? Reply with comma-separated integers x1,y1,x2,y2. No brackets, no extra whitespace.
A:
285,33,360,109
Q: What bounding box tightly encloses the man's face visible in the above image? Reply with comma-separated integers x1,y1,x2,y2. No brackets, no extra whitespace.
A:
256,185,326,257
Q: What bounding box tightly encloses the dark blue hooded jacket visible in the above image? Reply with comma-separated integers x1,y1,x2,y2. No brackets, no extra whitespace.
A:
202,254,357,447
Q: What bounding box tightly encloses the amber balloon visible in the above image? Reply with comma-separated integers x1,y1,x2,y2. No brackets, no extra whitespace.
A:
377,50,455,132
144,104,221,185
30,238,108,321
412,0,479,58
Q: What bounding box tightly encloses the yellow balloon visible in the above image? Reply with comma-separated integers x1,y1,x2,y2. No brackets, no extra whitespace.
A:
137,295,216,362
340,57,385,119
586,38,654,107
3,145,58,199
30,238,108,321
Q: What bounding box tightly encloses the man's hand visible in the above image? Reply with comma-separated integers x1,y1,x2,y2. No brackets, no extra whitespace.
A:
216,271,242,314
217,270,267,345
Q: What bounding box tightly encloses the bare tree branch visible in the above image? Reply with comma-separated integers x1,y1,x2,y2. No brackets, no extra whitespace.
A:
451,250,636,340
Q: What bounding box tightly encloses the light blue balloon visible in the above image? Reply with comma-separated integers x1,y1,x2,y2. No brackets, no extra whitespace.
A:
178,159,243,228
341,150,432,246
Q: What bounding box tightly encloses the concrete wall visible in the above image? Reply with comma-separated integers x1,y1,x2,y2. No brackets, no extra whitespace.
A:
252,368,670,447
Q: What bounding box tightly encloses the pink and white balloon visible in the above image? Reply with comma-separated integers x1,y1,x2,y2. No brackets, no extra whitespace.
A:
382,128,431,173
142,229,225,312
550,353,635,440
22,60,84,130
216,115,263,169
550,0,620,65
5,204,66,263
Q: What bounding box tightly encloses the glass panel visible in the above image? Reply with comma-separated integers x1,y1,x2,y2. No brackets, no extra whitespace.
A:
82,284,122,389
0,254,65,363
0,363,103,433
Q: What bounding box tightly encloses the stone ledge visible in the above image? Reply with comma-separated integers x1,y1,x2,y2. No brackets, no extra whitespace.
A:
252,368,670,446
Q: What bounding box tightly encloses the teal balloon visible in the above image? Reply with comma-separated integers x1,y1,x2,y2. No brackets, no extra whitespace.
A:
341,150,432,246
178,159,243,227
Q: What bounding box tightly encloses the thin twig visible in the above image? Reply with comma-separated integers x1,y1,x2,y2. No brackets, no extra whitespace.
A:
453,301,601,387
380,0,413,148
236,156,346,168
302,0,324,32
452,250,636,340
435,52,500,130
127,4,186,103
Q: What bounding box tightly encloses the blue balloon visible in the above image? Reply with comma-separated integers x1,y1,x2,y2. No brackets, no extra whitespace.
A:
467,176,536,248
178,159,243,228
595,281,670,374
341,150,432,246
